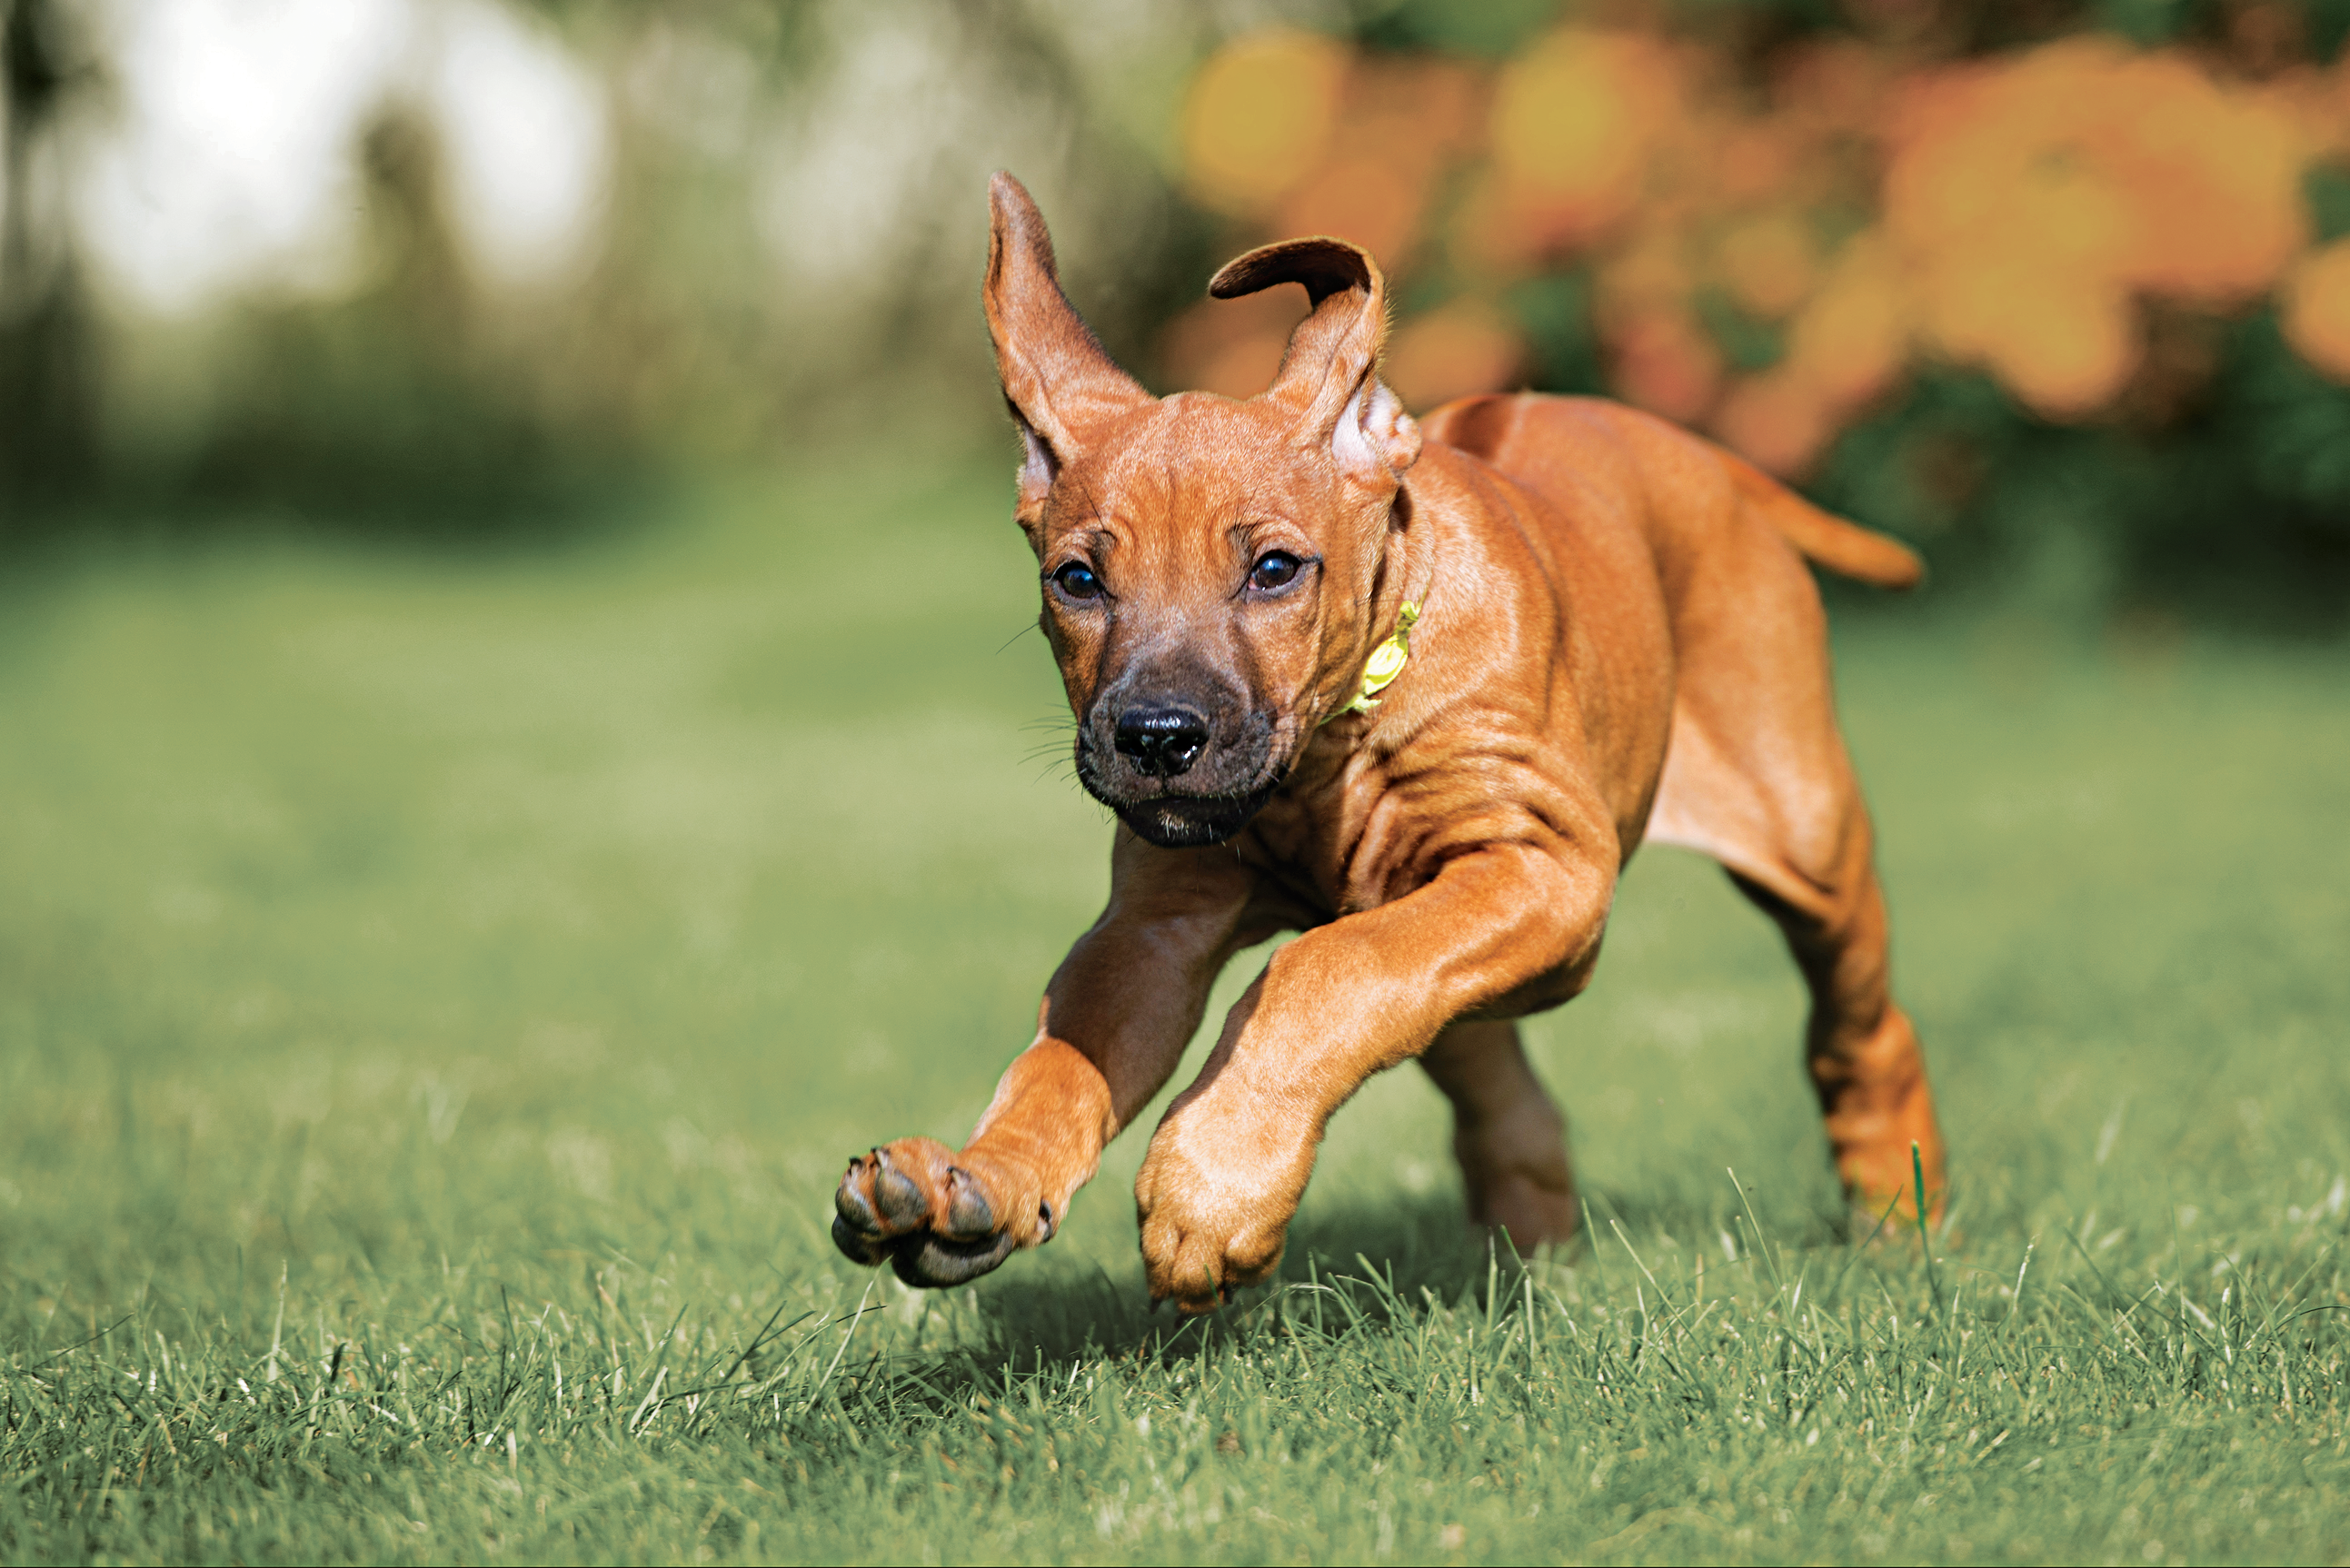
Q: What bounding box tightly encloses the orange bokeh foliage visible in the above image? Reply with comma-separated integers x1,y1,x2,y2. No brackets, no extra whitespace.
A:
1485,29,1693,258
1715,367,1836,479
1278,58,1481,265
2282,238,2350,379
1166,47,1490,401
1169,20,2350,474
1159,287,1305,401
1884,38,2306,417
1718,213,1819,321
1181,31,1349,219
1608,308,1726,423
1385,299,1527,411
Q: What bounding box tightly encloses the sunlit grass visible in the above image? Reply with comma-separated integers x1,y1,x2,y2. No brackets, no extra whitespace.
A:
2,457,2346,1564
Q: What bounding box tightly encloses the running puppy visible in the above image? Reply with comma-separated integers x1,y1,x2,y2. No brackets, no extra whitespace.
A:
831,174,1946,1313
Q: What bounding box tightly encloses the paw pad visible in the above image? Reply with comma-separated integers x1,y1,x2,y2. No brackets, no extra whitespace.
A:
830,1145,1024,1287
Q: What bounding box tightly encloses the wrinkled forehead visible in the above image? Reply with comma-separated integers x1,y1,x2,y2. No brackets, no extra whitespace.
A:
1047,393,1325,541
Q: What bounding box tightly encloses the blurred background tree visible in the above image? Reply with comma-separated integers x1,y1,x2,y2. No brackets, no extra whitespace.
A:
0,0,1226,537
4,0,2348,623
1,0,98,504
1167,0,2350,627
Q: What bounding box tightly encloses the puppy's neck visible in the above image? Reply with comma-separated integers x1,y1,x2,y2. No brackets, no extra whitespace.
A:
1367,481,1438,662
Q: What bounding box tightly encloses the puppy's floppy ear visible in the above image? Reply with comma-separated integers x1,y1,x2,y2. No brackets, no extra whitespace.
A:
1210,236,1421,490
984,173,1150,520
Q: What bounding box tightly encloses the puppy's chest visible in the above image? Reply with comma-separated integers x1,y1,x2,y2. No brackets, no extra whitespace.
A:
1238,739,1412,921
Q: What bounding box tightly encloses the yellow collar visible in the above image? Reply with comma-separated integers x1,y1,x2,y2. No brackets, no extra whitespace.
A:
1328,600,1420,721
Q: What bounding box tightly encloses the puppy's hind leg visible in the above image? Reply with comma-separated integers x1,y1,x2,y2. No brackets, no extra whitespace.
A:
1643,460,1946,1226
1419,1019,1578,1252
1649,709,1947,1226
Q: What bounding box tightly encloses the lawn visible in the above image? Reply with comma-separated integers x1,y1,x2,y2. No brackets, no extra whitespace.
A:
1,453,2345,1564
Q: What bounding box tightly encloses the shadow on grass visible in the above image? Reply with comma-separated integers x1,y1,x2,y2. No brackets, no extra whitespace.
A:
956,1181,1867,1375
951,1191,1494,1374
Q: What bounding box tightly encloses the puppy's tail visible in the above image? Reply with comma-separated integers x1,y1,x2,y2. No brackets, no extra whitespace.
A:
1723,453,1924,590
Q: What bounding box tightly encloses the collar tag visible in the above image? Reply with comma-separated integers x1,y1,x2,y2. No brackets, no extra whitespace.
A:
1329,600,1420,720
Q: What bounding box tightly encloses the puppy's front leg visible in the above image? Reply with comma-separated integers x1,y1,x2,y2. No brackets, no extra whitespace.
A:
832,834,1252,1287
1135,842,1608,1312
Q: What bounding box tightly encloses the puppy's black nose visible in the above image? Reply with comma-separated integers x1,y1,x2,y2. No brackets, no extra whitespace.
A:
1113,706,1210,779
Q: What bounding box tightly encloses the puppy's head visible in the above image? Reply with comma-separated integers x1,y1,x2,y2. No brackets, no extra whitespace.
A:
984,174,1422,849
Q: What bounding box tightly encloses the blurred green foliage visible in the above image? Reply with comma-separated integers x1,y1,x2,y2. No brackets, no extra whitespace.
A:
1813,316,2350,630
0,0,1202,542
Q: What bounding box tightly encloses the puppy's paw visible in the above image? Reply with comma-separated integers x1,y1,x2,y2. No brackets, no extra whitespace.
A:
1132,1118,1309,1315
1833,1135,1946,1235
1460,1166,1580,1255
1452,1108,1578,1254
831,1138,1048,1287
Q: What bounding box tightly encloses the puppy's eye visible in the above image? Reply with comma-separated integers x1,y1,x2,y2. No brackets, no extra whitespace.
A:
1052,561,1102,600
1250,551,1303,591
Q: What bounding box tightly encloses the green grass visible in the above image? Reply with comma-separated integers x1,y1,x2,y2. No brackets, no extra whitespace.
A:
2,456,2346,1564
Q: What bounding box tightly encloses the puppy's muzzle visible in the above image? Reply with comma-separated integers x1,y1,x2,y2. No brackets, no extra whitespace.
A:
1078,672,1280,847
1113,705,1210,779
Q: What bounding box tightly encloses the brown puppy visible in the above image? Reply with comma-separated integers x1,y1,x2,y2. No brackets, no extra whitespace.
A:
831,174,1945,1313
